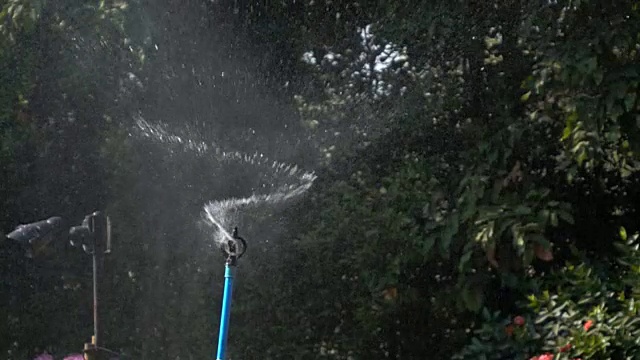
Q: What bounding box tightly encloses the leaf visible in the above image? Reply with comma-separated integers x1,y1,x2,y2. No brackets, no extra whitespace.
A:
514,205,532,216
576,149,588,167
620,226,628,241
440,213,460,252
482,307,490,320
528,233,549,246
562,112,579,141
593,70,604,85
556,209,574,224
562,126,572,141
459,251,473,272
462,285,484,312
584,57,598,73
523,246,535,266
421,235,436,255
496,219,516,238
461,198,477,221
520,91,531,102
624,93,637,111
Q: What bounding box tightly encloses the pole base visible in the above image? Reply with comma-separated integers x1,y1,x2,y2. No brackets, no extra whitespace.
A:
83,343,121,360
83,343,96,360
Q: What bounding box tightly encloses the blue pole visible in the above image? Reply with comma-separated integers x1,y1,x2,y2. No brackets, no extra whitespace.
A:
216,263,235,360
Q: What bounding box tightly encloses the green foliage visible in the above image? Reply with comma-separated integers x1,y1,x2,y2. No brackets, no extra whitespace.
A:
292,0,640,311
277,0,640,358
521,1,640,175
0,0,148,357
0,0,41,46
457,229,640,359
1,0,640,358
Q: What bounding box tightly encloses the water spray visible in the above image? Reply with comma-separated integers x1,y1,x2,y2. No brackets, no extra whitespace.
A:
133,118,314,359
215,226,247,360
133,118,316,239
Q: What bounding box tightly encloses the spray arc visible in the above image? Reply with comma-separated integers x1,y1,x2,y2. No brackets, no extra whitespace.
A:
215,227,247,360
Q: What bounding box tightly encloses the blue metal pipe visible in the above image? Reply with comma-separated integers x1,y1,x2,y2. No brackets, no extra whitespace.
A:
216,263,235,360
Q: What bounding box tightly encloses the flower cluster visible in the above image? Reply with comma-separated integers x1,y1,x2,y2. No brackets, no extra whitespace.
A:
528,319,594,360
529,353,581,360
504,315,526,337
529,354,554,360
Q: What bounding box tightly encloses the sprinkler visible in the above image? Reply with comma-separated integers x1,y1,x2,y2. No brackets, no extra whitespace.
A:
215,227,247,360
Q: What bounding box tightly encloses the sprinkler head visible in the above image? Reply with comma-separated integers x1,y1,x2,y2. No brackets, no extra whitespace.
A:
221,226,247,266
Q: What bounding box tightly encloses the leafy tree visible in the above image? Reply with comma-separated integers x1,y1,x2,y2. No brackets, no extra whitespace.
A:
260,0,640,358
1,0,639,359
0,0,146,357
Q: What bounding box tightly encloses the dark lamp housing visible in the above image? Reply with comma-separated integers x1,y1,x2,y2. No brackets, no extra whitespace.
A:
6,216,63,258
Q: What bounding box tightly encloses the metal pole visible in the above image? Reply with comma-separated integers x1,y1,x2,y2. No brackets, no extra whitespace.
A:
92,246,99,348
68,211,115,360
90,211,105,349
215,263,235,360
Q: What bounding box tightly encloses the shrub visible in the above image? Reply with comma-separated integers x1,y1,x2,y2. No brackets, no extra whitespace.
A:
455,229,640,359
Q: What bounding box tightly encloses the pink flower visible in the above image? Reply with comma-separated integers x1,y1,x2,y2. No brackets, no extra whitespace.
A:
584,319,594,331
34,354,54,360
64,354,85,360
513,315,525,326
529,353,554,360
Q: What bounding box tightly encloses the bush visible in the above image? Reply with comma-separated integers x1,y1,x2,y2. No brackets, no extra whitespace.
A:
456,229,640,360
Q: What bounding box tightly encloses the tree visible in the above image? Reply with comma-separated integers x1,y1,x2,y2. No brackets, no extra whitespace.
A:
0,0,145,357
256,0,640,358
